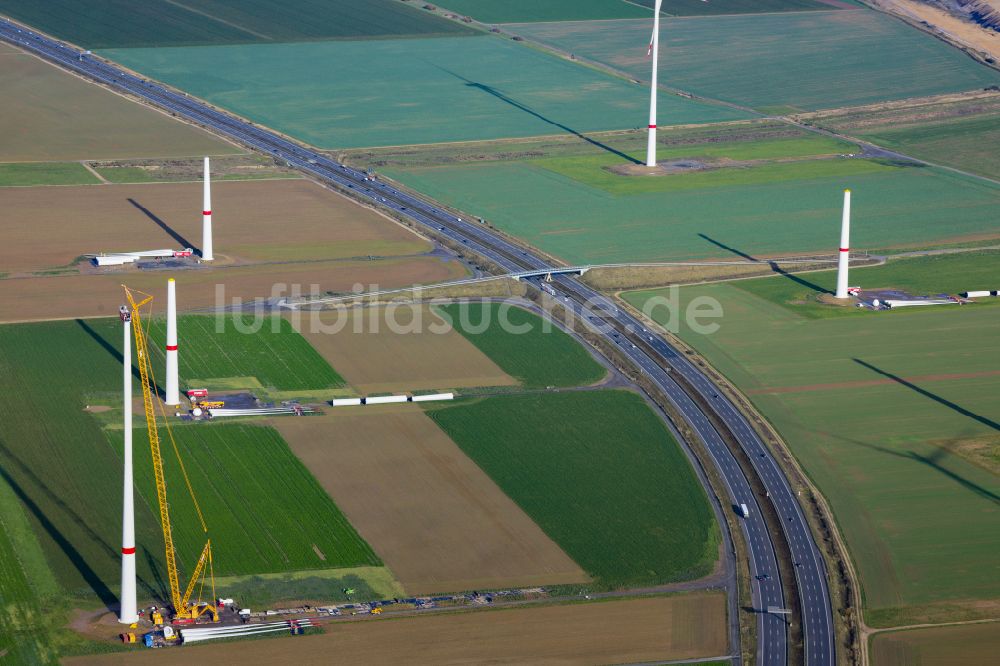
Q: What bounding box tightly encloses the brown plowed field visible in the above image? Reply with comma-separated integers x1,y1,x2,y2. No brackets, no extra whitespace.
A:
0,179,432,274
0,43,236,161
273,408,588,594
290,305,516,393
0,256,464,323
66,593,727,666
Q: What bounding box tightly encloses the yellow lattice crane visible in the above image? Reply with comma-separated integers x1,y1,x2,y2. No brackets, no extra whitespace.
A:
124,286,219,623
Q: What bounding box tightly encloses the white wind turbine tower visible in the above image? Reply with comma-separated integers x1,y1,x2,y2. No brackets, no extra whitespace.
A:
118,305,138,624
646,0,663,167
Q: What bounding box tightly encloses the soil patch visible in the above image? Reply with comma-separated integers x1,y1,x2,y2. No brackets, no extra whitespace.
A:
0,179,430,274
0,256,465,323
608,160,711,177
273,408,588,594
66,593,727,666
289,305,516,394
0,43,236,161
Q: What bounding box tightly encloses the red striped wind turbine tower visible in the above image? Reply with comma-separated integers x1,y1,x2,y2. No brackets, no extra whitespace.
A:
835,189,852,299
646,0,663,167
201,157,214,262
118,304,138,624
165,278,180,406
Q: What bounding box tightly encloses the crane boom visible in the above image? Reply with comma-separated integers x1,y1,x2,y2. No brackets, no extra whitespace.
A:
123,286,217,623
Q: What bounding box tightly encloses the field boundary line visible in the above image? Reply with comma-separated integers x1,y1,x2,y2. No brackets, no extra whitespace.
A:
79,161,108,184
865,616,1000,636
499,8,857,27
161,0,273,40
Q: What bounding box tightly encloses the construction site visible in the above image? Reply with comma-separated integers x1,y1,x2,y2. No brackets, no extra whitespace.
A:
2,3,999,665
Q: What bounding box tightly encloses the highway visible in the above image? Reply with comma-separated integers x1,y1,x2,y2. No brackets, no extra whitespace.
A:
0,18,834,666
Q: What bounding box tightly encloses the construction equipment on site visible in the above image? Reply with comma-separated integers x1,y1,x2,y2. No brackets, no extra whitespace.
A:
144,626,178,648
197,400,225,409
123,285,220,624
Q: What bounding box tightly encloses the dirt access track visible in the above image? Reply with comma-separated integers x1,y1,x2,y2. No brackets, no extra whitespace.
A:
290,305,517,393
67,593,728,666
273,406,588,594
0,42,236,161
0,179,433,274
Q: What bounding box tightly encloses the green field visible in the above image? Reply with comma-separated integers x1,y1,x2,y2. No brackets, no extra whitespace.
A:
807,97,1000,180
870,622,1000,665
632,0,854,14
120,424,380,578
0,0,475,49
624,254,1000,624
349,120,853,168
733,251,1000,318
0,475,56,664
850,116,1000,180
426,390,720,588
436,0,650,23
0,318,374,615
438,302,606,388
383,136,1000,264
101,37,749,149
511,10,1000,111
145,314,345,391
0,162,99,187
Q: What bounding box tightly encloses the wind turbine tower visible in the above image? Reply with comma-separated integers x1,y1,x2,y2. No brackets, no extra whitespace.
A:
646,0,663,167
165,278,180,406
118,305,138,624
835,189,852,299
201,157,214,261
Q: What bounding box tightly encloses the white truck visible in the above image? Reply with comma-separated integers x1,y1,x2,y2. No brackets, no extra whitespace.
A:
739,503,750,518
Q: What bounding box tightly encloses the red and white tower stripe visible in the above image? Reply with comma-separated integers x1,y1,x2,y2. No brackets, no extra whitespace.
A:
835,188,852,299
201,157,214,261
646,0,663,168
119,305,138,624
165,278,180,405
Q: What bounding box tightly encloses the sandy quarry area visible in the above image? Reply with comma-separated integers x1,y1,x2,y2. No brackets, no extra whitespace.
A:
872,0,1000,62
